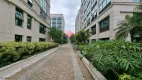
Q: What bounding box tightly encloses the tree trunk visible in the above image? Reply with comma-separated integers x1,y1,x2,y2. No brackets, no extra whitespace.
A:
126,32,132,42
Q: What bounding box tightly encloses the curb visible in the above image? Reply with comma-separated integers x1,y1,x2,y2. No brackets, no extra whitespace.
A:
70,44,84,80
77,51,107,80
0,46,60,80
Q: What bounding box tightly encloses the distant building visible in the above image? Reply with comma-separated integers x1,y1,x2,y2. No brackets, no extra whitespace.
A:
51,14,65,31
0,0,51,42
75,0,141,41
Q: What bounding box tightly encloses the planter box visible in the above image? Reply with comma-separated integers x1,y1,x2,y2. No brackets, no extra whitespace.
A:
77,51,107,80
0,47,60,80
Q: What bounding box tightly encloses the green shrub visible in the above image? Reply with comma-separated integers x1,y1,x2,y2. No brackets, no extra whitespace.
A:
79,40,142,80
0,42,57,68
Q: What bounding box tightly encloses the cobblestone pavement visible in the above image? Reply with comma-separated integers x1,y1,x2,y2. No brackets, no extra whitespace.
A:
6,44,93,80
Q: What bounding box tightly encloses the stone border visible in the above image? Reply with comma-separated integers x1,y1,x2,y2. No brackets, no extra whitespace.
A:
70,44,84,80
0,46,60,80
77,51,107,80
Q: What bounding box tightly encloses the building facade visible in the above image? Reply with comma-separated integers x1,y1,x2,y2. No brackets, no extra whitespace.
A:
51,14,65,32
0,0,50,42
75,10,80,33
75,0,141,41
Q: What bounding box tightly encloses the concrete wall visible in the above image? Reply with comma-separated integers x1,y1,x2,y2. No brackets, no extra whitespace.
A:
0,0,51,42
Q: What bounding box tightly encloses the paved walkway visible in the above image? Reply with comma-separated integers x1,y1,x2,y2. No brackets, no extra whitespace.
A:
6,44,93,80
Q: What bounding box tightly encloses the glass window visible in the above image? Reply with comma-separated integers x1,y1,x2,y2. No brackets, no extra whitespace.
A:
52,20,56,24
15,8,23,27
133,0,141,2
52,23,56,27
27,15,32,29
99,0,111,12
39,24,46,34
107,0,111,4
57,20,62,24
91,25,96,35
57,17,62,20
99,16,110,32
39,38,46,42
27,36,32,42
40,0,47,13
15,35,23,42
28,0,33,7
52,18,56,20
40,0,47,20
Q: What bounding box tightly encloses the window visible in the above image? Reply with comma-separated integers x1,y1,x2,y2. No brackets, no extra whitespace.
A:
40,9,47,20
57,25,62,29
91,25,96,35
52,23,56,27
15,35,23,42
39,38,46,42
52,18,56,20
91,12,97,22
57,20,62,24
52,20,56,24
57,17,62,20
133,0,142,2
99,16,110,33
15,8,23,27
40,0,47,13
27,15,32,29
28,0,33,7
99,37,110,40
39,24,46,34
99,0,111,12
27,36,32,42
87,18,90,26
40,0,47,20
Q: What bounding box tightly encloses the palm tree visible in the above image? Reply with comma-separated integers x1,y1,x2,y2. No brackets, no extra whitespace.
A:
74,30,90,44
115,15,134,41
115,2,142,42
134,1,142,12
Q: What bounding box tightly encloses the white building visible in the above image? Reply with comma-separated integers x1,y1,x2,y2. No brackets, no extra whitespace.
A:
75,0,141,41
51,14,65,32
0,0,50,42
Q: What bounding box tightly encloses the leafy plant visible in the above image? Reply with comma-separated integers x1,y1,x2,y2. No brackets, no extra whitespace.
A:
115,3,142,42
74,30,90,45
78,40,142,80
48,27,67,44
0,42,58,68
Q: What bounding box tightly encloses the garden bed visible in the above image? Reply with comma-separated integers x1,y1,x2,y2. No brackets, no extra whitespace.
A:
0,42,58,68
76,40,142,80
76,51,107,80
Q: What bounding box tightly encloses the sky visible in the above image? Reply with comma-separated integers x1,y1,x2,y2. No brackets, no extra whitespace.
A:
50,0,81,33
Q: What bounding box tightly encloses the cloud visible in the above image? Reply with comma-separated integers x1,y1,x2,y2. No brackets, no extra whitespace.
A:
51,0,81,33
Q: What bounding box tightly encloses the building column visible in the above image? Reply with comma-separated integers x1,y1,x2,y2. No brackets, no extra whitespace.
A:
96,23,99,40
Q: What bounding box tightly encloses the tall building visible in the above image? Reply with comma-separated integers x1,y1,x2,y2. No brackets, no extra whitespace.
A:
75,0,141,41
51,14,65,31
0,0,50,42
75,10,80,33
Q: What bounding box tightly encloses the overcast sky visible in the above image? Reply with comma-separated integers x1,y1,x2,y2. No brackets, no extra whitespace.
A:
50,0,81,33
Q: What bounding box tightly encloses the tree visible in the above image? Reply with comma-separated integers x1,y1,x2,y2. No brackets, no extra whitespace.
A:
115,3,142,42
48,27,67,44
115,15,134,41
74,30,90,45
135,2,142,12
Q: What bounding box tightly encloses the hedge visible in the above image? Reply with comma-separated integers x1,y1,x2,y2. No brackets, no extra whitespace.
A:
0,42,58,68
77,40,142,80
